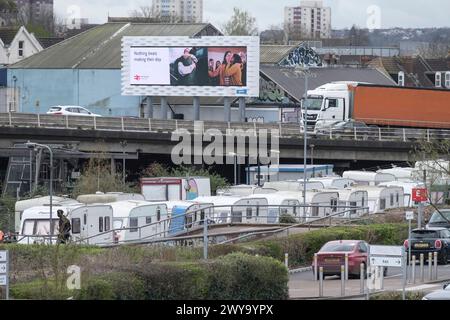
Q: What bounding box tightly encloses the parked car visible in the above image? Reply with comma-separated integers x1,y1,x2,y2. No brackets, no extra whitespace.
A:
426,209,450,230
422,283,450,300
47,106,102,117
404,227,450,265
312,240,386,279
315,121,378,140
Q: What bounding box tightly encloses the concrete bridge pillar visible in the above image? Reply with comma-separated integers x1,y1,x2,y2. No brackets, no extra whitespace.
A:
161,97,168,120
224,97,231,122
239,97,246,122
193,96,200,121
145,97,153,119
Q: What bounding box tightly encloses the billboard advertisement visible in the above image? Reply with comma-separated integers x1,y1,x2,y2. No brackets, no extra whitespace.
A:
122,36,259,97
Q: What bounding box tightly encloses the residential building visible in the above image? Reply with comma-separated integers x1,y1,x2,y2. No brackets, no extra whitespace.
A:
152,0,203,23
284,1,331,39
0,26,43,66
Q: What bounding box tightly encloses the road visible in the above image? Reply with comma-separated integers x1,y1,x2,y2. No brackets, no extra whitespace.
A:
289,265,450,299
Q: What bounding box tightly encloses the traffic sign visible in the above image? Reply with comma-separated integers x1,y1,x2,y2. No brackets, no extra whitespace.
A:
370,245,403,257
406,211,414,221
0,275,6,286
412,188,428,202
0,251,6,262
370,256,403,267
0,263,6,273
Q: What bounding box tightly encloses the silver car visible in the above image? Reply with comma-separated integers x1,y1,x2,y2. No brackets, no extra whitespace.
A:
422,283,450,300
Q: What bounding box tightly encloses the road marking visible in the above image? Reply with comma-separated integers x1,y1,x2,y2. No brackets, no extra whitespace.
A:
399,284,441,292
385,273,402,279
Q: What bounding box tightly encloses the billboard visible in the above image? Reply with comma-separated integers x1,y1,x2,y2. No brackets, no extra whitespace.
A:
122,36,260,97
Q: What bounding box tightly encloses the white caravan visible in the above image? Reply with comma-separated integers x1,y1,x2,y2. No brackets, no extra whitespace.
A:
309,177,355,189
141,177,211,201
232,194,302,224
194,196,241,224
280,191,340,219
377,168,416,181
217,185,261,196
69,205,115,245
351,186,404,213
167,201,214,236
335,189,369,218
108,201,169,243
18,203,83,244
379,181,425,207
14,196,79,233
342,171,396,186
77,192,145,204
264,181,325,192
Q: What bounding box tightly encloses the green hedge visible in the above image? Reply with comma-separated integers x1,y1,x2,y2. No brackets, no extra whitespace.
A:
74,253,288,300
209,224,409,268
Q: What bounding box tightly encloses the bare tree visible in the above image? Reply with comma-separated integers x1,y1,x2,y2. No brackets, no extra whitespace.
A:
260,24,286,45
222,7,258,36
130,6,154,19
129,5,183,23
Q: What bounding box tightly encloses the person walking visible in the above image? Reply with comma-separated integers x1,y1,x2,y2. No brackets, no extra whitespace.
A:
57,210,71,244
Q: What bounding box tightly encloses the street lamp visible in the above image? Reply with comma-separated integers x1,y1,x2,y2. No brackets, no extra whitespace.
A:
310,144,315,167
302,69,310,219
228,152,237,186
25,141,53,243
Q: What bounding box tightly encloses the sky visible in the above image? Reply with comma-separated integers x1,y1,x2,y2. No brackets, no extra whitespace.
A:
54,0,450,31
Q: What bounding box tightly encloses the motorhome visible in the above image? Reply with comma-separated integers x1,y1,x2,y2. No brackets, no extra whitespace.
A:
194,196,241,224
232,194,302,224
351,186,404,213
309,177,355,189
342,171,396,186
18,203,83,244
141,177,211,201
14,196,79,233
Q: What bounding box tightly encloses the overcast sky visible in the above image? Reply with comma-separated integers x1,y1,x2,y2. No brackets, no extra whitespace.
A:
54,0,450,30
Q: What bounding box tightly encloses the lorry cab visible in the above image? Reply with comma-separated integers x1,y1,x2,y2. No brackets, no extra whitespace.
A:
304,82,370,130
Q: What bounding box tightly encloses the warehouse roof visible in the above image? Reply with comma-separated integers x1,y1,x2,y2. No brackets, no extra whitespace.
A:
260,45,297,64
261,66,396,102
10,22,221,69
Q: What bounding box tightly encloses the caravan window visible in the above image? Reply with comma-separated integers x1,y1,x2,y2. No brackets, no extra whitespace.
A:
104,217,110,232
157,208,161,221
130,218,138,233
99,217,104,233
83,214,87,225
312,206,319,217
349,202,357,217
380,199,386,210
200,210,205,223
396,193,399,205
390,194,394,206
331,199,338,212
22,220,35,235
72,218,81,234
146,217,152,225
246,208,253,219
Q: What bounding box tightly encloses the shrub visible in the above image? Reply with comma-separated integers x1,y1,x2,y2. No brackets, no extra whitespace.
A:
279,214,297,224
370,291,425,300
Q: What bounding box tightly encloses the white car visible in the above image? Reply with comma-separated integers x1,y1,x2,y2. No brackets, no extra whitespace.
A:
47,106,102,117
422,283,450,300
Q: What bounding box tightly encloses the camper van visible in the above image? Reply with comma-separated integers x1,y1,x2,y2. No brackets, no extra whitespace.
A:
342,171,396,186
335,189,369,217
14,196,79,233
309,177,355,189
351,186,404,213
18,203,82,244
194,196,241,224
231,193,302,224
141,177,211,201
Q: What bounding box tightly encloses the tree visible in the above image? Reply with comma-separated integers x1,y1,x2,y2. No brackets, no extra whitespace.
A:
260,24,286,45
348,25,369,46
129,5,183,23
413,139,450,223
222,8,258,36
71,157,137,198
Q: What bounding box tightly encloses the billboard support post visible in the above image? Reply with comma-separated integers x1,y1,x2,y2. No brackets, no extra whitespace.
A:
146,96,153,119
224,97,231,122
239,97,246,122
161,97,168,120
193,97,200,121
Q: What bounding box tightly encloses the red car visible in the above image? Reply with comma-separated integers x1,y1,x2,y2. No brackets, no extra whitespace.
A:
312,240,370,279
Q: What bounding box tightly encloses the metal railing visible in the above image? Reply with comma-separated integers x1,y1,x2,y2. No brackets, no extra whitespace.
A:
13,204,369,247
0,113,449,142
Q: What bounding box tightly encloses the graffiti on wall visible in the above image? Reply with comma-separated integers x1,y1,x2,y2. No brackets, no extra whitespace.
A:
259,77,286,103
280,44,323,68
